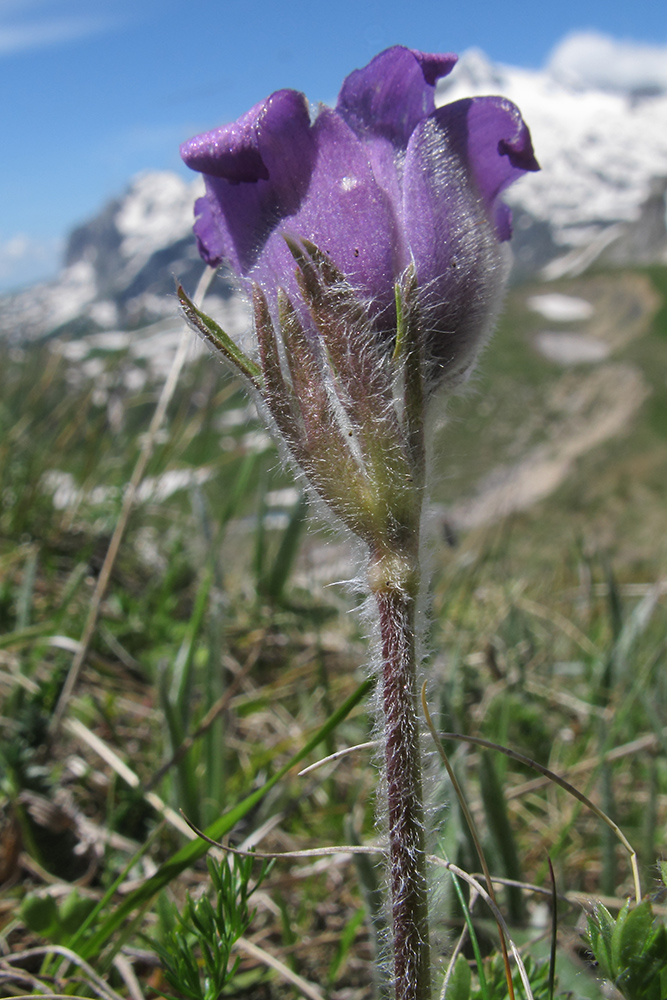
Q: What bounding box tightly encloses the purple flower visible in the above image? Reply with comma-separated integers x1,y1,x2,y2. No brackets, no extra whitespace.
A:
181,45,538,386
180,56,539,1000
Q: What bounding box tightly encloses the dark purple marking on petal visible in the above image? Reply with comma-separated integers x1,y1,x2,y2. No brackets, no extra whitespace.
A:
337,45,457,148
498,132,540,173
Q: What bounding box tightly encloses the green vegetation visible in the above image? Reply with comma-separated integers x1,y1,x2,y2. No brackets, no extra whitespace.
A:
1,267,666,999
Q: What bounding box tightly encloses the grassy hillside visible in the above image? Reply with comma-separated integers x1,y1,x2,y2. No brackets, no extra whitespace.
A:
432,268,667,574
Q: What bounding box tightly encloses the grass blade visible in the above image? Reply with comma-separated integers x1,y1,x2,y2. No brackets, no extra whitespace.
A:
262,493,308,603
78,677,373,962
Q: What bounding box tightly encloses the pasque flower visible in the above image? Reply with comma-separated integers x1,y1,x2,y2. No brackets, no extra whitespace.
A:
178,45,538,547
179,47,538,1000
181,45,538,388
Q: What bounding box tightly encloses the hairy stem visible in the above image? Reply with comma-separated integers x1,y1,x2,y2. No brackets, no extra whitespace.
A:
370,547,431,1000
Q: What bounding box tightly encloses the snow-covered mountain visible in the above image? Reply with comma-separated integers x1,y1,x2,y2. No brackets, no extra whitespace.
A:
2,37,667,343
437,41,667,277
0,172,217,342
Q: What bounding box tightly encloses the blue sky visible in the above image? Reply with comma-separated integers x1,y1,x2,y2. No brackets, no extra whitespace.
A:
2,0,666,291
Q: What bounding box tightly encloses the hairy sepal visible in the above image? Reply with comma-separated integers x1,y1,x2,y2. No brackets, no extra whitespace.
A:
285,238,420,541
277,289,381,539
177,284,262,386
251,282,302,447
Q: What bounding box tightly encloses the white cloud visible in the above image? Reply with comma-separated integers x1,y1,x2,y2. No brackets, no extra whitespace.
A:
549,31,667,94
0,232,62,292
0,1,117,57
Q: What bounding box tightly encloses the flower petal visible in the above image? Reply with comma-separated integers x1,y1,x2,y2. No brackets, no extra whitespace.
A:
432,97,540,239
180,89,310,183
402,114,509,384
252,108,401,321
336,45,457,147
181,89,317,271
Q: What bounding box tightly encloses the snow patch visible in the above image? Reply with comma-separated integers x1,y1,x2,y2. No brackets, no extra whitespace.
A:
534,331,610,365
527,294,594,322
42,466,215,511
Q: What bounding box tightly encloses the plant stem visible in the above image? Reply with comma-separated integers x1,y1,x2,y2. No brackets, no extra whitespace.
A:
371,545,431,1000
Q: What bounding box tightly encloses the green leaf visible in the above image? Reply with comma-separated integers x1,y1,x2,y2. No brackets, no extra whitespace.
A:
446,954,472,1000
587,905,615,978
618,901,653,966
660,962,667,998
59,890,97,937
611,900,632,974
20,893,59,938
